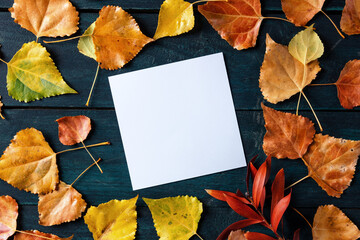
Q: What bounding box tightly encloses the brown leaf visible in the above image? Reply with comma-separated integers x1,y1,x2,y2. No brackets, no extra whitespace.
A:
13,230,73,240
92,6,154,70
313,205,360,240
228,230,247,240
281,0,325,26
259,35,321,104
198,0,263,50
341,0,360,35
56,115,91,145
262,104,315,159
335,59,360,109
0,196,18,240
0,128,59,194
303,134,360,198
9,0,79,38
38,181,87,226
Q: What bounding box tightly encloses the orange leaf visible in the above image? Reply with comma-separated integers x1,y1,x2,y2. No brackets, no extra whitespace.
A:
56,115,91,145
281,0,324,26
341,0,360,35
270,191,291,233
335,59,360,109
216,219,263,240
312,205,360,240
13,230,73,240
38,181,87,226
262,103,315,159
0,196,18,240
271,169,285,216
303,134,360,198
228,230,247,240
9,0,79,38
244,232,277,240
92,6,154,70
224,194,262,220
198,0,263,50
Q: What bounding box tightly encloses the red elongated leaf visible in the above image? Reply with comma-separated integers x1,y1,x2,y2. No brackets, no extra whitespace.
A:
264,156,272,184
260,186,266,213
246,155,258,193
206,190,249,204
236,189,246,198
216,219,263,240
271,169,285,216
249,163,257,179
244,232,277,240
224,195,262,220
252,159,268,208
293,229,301,240
271,191,292,233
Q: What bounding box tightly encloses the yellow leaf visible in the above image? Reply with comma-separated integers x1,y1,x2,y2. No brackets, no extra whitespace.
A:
143,196,203,240
153,0,194,40
78,22,96,60
84,196,138,240
0,128,59,194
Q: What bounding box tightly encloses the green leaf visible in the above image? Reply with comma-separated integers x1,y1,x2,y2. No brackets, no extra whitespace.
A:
7,41,77,102
143,195,203,240
288,25,324,65
78,22,96,60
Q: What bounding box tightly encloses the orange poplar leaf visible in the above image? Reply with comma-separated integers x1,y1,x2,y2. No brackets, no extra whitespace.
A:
56,115,91,145
9,0,79,38
217,219,263,240
335,59,360,109
92,6,154,70
0,196,18,240
281,0,325,26
13,230,73,240
38,181,87,226
198,0,263,50
313,205,360,240
228,230,247,240
303,134,360,198
341,0,360,35
262,104,315,159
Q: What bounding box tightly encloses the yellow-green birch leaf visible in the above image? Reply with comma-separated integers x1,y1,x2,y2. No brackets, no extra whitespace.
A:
84,196,138,240
288,25,324,65
7,41,77,102
143,196,203,240
78,22,96,60
153,0,194,40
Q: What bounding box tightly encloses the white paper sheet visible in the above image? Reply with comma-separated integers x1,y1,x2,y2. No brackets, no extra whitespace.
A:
109,53,246,190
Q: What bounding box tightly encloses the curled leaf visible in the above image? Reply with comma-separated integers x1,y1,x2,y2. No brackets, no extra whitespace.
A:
13,230,73,240
341,0,360,35
0,196,18,240
78,22,96,60
281,0,325,26
56,115,91,145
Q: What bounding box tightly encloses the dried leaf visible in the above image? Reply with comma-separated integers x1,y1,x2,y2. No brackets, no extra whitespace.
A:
313,205,360,240
198,0,263,50
341,0,360,35
154,0,194,40
259,35,321,104
270,191,291,232
228,230,247,240
7,41,77,103
244,232,277,240
9,0,79,38
56,115,91,145
0,196,18,240
84,196,138,240
38,181,87,226
93,6,154,70
303,134,360,198
281,0,325,26
144,196,202,240
13,230,73,240
271,169,285,216
262,104,315,159
335,59,360,109
78,22,96,60
0,128,59,194
217,219,263,240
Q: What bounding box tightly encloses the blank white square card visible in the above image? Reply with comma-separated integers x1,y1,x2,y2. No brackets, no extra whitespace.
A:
109,53,246,190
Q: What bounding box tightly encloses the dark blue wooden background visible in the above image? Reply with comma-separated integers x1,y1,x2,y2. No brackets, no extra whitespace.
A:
0,0,359,239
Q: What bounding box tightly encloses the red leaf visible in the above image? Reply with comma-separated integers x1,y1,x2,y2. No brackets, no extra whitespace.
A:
271,191,292,233
246,155,258,193
271,169,285,216
224,195,262,220
293,228,300,240
236,189,245,198
244,232,277,240
252,157,271,208
216,219,263,240
260,186,266,213
249,163,257,179
206,190,249,204
264,156,272,184
56,115,91,145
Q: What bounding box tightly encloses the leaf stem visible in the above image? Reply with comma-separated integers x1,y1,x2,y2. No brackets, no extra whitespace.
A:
43,34,91,44
291,206,313,229
56,141,110,155
309,83,336,86
285,175,310,190
195,233,204,240
86,63,100,107
296,93,301,116
15,230,71,240
261,16,293,24
0,57,8,65
80,139,103,173
71,158,102,187
300,91,323,132
320,10,345,39
0,113,5,120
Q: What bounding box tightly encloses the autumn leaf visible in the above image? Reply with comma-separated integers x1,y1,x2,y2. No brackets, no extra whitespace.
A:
13,230,73,240
0,128,59,194
78,22,96,60
259,34,321,104
84,196,138,240
244,232,277,240
303,134,360,198
341,0,360,35
228,229,247,240
9,0,79,39
144,196,203,240
262,104,315,159
281,0,324,26
56,116,91,145
154,0,194,40
335,59,360,109
0,196,18,240
5,41,77,102
92,6,154,70
38,181,87,226
198,0,263,50
312,205,360,240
